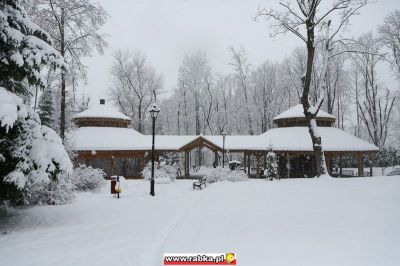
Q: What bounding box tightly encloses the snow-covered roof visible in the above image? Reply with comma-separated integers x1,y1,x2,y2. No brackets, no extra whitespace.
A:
72,128,200,151
204,135,265,151
72,126,378,152
72,127,146,151
144,135,200,150
73,104,131,121
260,127,378,152
274,104,335,121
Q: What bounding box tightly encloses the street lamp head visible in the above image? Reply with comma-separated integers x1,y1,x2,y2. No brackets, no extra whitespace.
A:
149,103,160,119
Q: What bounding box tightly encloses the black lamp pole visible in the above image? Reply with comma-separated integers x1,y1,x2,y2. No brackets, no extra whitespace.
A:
149,103,160,197
222,133,226,168
150,116,156,196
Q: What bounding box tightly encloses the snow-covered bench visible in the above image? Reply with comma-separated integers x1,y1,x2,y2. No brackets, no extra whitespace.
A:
193,177,207,190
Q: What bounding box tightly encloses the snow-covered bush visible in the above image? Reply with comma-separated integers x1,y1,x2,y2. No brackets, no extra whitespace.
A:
72,164,106,191
205,167,248,183
24,164,106,205
264,151,279,180
25,173,75,205
141,161,177,184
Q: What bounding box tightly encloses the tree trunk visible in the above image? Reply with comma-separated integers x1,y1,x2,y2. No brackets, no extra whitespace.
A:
138,99,143,133
183,89,189,135
177,101,181,135
194,93,201,166
59,11,66,141
60,72,66,140
302,18,327,177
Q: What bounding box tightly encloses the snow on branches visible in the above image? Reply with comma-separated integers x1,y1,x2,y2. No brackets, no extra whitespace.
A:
0,0,65,95
0,87,72,190
205,167,248,183
264,151,279,180
141,161,177,184
72,164,106,192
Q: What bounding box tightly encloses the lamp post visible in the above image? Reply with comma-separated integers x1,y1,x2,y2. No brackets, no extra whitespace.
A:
222,132,226,168
149,103,160,197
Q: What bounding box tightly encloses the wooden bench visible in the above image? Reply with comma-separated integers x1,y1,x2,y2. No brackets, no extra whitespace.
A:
193,177,207,190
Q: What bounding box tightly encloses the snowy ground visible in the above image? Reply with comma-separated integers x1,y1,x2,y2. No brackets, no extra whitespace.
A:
1,176,400,266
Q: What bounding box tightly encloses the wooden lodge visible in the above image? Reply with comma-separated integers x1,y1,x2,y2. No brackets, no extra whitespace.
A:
72,101,379,179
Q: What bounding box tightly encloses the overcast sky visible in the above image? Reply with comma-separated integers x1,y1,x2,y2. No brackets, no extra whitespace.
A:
78,0,399,106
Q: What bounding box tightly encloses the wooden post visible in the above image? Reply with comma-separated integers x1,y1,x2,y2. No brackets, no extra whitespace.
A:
326,155,331,175
360,155,364,177
369,155,373,177
214,151,218,167
187,152,191,177
325,154,329,174
184,152,190,177
263,152,267,169
243,153,247,173
247,153,251,178
110,157,115,176
286,154,291,178
182,152,186,177
256,153,260,178
357,154,364,177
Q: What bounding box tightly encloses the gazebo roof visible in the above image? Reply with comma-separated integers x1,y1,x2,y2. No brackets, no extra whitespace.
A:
73,127,145,151
274,104,335,121
260,127,378,153
74,104,131,121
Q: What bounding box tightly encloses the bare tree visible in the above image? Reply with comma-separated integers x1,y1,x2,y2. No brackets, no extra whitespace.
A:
27,0,108,141
378,9,400,80
256,0,368,176
177,51,211,165
214,74,235,134
229,47,254,135
282,47,307,104
179,80,190,135
109,49,163,133
178,51,211,135
351,33,396,148
251,60,281,132
201,78,215,135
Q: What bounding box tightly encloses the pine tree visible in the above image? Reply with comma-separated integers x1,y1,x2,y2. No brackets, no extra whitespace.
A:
0,0,64,95
37,87,57,129
0,0,71,204
265,149,279,181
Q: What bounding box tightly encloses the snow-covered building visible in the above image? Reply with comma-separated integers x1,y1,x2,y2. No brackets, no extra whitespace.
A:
72,101,379,178
260,104,378,177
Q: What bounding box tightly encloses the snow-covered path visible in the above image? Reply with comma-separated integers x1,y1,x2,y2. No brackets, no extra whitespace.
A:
1,177,400,266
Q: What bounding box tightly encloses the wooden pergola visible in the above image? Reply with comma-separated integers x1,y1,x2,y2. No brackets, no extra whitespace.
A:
178,136,222,177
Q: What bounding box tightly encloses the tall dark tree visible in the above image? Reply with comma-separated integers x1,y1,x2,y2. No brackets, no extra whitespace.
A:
0,0,71,204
